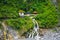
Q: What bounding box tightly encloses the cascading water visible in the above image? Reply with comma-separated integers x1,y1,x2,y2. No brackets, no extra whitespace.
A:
28,19,40,40
28,17,60,40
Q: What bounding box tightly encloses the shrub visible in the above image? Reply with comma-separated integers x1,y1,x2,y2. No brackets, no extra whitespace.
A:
5,17,33,32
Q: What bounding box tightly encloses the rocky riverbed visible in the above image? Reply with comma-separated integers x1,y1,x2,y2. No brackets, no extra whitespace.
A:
0,27,60,40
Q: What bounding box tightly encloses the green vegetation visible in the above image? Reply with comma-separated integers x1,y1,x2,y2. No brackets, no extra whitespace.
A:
35,13,58,28
34,0,58,28
5,17,33,32
0,0,59,30
0,23,2,29
0,0,56,17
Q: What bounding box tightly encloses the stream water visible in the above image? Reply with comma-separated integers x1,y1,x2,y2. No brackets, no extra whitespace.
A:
27,19,60,40
28,19,40,40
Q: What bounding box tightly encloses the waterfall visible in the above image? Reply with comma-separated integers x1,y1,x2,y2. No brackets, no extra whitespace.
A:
28,17,60,40
28,19,40,40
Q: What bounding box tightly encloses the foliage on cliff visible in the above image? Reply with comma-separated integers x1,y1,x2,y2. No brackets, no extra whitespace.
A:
0,0,59,29
5,17,33,32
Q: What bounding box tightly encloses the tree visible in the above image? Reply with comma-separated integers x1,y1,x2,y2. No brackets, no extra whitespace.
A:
35,0,58,28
